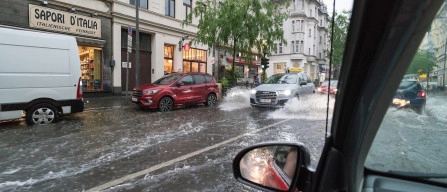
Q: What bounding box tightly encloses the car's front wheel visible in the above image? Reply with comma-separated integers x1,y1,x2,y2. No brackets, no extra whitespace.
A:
25,103,59,125
205,93,217,106
158,97,174,112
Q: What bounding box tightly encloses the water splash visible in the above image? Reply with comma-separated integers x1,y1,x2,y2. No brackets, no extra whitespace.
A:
218,87,252,111
268,94,335,120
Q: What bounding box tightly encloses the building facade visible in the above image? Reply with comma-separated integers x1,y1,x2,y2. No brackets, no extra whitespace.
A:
268,0,330,83
0,0,114,95
112,0,212,94
427,2,447,88
0,0,212,96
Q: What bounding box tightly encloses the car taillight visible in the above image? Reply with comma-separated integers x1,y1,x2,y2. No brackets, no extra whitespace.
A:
417,90,426,98
77,77,83,99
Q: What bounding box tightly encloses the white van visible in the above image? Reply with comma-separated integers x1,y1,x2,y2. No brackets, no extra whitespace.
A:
0,26,84,125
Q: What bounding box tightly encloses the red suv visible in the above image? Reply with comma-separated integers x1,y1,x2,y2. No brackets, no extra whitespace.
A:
131,72,219,112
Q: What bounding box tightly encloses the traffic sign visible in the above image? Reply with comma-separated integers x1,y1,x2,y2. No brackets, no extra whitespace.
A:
127,36,132,53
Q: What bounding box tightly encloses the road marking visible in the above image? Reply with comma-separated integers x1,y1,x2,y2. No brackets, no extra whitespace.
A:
86,118,292,191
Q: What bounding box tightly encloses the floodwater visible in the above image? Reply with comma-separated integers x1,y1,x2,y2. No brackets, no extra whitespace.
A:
1,88,446,191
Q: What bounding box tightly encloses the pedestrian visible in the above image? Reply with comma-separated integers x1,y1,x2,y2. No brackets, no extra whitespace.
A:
253,74,260,87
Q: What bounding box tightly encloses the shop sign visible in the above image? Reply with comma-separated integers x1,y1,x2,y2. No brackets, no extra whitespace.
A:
29,4,101,38
183,43,190,51
289,67,303,73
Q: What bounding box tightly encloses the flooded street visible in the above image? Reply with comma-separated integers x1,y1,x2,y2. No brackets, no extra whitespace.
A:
1,88,445,191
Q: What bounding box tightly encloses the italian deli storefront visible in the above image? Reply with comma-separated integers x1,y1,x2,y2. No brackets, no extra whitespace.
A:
2,1,113,95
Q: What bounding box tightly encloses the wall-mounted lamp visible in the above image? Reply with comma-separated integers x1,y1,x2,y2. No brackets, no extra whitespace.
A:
69,7,76,13
92,12,98,17
42,0,48,5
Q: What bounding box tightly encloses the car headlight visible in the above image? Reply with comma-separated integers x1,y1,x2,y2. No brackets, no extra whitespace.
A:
143,89,160,95
250,89,257,94
317,88,322,92
278,89,291,96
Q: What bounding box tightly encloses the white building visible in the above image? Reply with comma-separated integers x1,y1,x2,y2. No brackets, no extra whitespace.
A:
268,0,330,82
112,0,213,94
427,1,447,88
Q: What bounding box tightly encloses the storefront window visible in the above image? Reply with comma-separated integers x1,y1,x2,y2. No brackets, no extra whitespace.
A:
79,46,103,91
182,48,207,73
164,45,174,75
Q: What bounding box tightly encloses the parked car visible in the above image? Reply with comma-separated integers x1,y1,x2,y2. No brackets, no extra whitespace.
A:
392,79,426,113
0,26,84,125
250,72,315,108
316,80,338,95
233,0,447,192
131,72,219,112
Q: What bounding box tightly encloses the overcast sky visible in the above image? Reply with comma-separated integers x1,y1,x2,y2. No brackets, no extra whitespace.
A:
323,0,353,14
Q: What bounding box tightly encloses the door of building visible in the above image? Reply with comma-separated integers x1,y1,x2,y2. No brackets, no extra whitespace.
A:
121,49,152,92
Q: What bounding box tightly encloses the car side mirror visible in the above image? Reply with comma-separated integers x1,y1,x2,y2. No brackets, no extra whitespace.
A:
233,142,312,192
300,82,307,86
177,82,184,87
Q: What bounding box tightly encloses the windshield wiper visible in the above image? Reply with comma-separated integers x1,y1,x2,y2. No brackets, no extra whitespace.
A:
388,170,447,178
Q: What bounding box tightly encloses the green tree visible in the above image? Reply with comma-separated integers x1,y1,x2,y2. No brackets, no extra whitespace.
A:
326,10,351,70
183,0,289,85
407,50,436,75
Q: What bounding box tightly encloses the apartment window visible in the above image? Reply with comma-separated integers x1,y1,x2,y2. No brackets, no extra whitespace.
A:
300,41,304,53
165,0,175,17
301,20,304,32
295,41,299,53
292,21,295,32
309,29,311,37
279,43,283,54
184,0,192,19
319,36,322,44
310,9,312,17
315,8,318,18
130,0,148,9
292,41,295,52
313,45,315,55
308,48,310,55
276,64,282,70
293,0,304,11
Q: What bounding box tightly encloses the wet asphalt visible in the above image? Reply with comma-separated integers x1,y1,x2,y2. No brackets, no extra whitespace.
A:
0,92,330,191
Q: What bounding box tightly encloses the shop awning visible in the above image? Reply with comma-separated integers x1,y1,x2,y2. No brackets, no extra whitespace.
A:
227,58,261,66
75,36,106,47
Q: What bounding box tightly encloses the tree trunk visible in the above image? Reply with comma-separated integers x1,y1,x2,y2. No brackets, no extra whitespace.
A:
232,38,237,86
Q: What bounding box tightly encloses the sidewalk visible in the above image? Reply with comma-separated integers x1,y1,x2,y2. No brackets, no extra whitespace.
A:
83,95,133,109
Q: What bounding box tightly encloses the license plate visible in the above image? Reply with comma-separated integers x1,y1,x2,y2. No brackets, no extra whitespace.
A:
393,98,409,107
260,99,271,103
132,97,138,102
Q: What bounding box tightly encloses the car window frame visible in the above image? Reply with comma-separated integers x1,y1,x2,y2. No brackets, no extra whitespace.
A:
312,0,445,191
193,74,206,84
179,75,194,85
